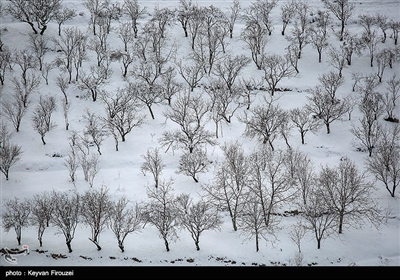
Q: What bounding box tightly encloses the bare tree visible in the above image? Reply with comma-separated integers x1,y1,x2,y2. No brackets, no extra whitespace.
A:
83,109,108,155
202,141,250,231
176,148,211,183
141,147,165,188
52,27,87,83
80,185,111,250
29,191,53,247
2,197,31,246
318,70,345,101
56,73,70,105
376,48,393,83
28,34,48,71
11,73,41,109
176,59,205,92
122,0,146,38
327,46,347,78
51,190,80,253
160,68,183,106
31,95,57,145
322,0,355,41
176,193,222,251
383,74,400,122
160,92,216,154
359,29,380,68
350,117,382,157
240,20,268,70
309,10,331,63
63,144,79,185
262,53,296,96
101,88,146,146
319,157,382,234
143,179,179,252
0,140,23,181
213,54,251,94
0,48,12,85
176,0,194,38
1,92,28,132
78,64,111,102
227,0,241,38
375,13,389,43
238,97,287,150
40,62,55,86
6,0,62,35
280,0,296,36
238,192,268,252
389,20,399,45
306,86,350,134
290,106,322,144
108,196,144,252
301,185,337,249
54,6,77,36
366,125,400,197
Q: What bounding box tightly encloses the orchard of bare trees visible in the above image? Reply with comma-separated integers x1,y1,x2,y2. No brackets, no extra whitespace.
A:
1,0,399,263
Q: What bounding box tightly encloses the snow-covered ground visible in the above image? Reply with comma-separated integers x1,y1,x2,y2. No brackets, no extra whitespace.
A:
0,0,399,274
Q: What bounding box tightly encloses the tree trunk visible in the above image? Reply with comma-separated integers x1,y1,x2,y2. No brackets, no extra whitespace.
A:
164,238,170,252
41,136,46,145
326,122,330,134
192,175,199,183
66,240,73,253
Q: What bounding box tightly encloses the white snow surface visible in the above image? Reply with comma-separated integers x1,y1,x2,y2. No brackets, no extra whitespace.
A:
0,0,399,271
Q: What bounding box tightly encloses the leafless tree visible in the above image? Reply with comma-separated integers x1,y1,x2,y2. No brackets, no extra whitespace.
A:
280,0,296,36
301,185,337,249
122,0,146,38
350,117,382,157
238,192,268,252
31,95,57,145
12,48,37,86
51,190,80,253
176,148,211,183
342,32,362,66
319,157,382,234
2,197,31,246
383,74,400,121
127,81,163,120
117,21,134,53
29,191,53,247
80,185,111,250
309,10,331,63
375,13,389,43
176,0,194,38
54,6,77,36
327,46,347,78
376,48,393,83
160,92,216,154
227,0,241,38
262,53,296,96
6,0,62,35
0,48,12,85
176,193,222,251
63,144,79,185
160,68,183,106
101,88,146,147
212,54,251,94
141,147,165,188
290,106,322,144
318,70,345,101
322,0,355,41
351,72,364,92
176,59,205,92
359,29,380,68
11,73,41,109
56,73,70,104
52,27,87,83
306,86,350,134
285,0,312,60
238,96,287,150
28,34,48,71
1,92,28,132
240,20,268,70
366,125,400,197
187,4,205,50
357,74,385,122
389,20,399,45
40,62,55,86
108,196,144,252
143,179,180,252
248,146,297,228
285,43,300,74
202,141,250,231
0,139,23,181
83,109,108,155
78,64,110,102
